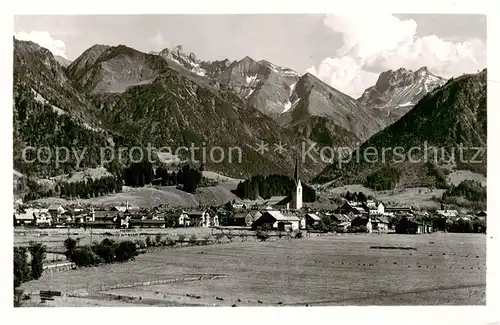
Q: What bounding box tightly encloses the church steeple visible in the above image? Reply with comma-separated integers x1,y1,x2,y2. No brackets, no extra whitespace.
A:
294,157,299,184
291,157,303,210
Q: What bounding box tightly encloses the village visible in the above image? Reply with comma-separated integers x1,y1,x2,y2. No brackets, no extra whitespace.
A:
13,172,487,235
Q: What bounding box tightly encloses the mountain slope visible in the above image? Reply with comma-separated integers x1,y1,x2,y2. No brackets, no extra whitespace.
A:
217,56,302,118
89,66,319,178
313,69,487,189
62,45,323,178
67,44,170,94
54,55,72,67
13,40,119,178
278,73,385,150
359,67,447,125
14,39,325,185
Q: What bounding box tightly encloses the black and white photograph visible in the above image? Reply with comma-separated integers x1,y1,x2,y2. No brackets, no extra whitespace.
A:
7,2,496,318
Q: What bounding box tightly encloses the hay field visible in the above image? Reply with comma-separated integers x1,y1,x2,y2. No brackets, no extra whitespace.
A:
19,233,486,306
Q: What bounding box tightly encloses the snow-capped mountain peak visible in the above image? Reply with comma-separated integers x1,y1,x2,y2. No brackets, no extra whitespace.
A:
358,66,447,126
360,67,447,109
158,45,206,77
217,56,303,117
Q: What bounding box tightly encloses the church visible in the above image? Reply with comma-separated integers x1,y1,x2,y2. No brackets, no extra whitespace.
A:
273,158,303,211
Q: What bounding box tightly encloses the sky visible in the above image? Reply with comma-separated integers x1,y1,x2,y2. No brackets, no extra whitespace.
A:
13,14,486,98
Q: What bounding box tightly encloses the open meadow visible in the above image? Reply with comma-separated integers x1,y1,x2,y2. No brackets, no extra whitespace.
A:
18,232,486,306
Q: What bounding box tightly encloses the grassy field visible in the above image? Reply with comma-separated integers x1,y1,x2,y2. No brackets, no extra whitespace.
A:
14,227,224,251
18,232,486,306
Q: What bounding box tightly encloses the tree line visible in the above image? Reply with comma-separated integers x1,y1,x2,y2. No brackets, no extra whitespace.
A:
442,180,486,203
343,191,369,203
124,163,203,193
23,176,123,202
234,174,316,202
363,166,400,191
64,237,138,267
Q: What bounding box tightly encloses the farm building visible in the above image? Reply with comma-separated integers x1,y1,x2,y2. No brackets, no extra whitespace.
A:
394,217,430,234
476,211,487,218
187,210,219,227
251,210,300,231
56,210,74,224
338,201,367,216
129,219,166,228
336,221,351,232
35,211,52,227
385,206,415,216
17,208,52,227
371,216,390,231
14,212,34,226
246,211,260,227
362,200,385,215
47,205,65,218
329,213,350,224
178,211,190,227
230,212,248,227
435,209,459,219
351,216,370,228
304,213,322,228
93,210,121,222
84,220,117,229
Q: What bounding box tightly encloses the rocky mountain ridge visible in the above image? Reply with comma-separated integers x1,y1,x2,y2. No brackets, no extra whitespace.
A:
313,69,487,189
359,67,447,124
13,38,467,186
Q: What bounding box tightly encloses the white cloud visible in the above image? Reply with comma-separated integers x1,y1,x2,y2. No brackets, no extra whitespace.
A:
307,15,486,98
14,31,67,58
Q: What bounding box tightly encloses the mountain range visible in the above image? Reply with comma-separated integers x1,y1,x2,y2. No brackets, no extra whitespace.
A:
13,38,484,192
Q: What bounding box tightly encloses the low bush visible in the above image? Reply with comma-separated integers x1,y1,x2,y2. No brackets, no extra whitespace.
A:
93,239,116,263
214,232,225,243
166,237,176,246
134,239,146,249
188,234,197,245
202,234,211,245
71,247,98,267
63,238,77,257
115,241,138,262
256,230,269,241
145,236,155,248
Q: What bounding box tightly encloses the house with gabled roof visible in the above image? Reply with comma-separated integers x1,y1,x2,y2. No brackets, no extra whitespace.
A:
435,209,459,219
251,210,300,231
47,204,65,218
304,213,322,228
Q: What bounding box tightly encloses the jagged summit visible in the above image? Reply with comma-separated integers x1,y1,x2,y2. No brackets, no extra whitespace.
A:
217,55,302,118
158,45,208,77
358,66,447,125
314,69,486,187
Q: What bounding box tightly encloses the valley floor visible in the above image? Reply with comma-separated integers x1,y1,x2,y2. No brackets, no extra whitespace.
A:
19,232,486,306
